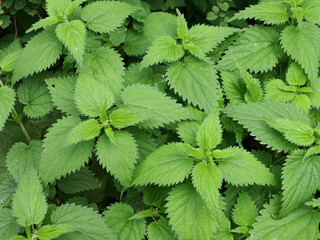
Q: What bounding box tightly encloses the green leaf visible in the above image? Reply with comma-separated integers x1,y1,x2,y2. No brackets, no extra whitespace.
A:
55,20,86,65
12,170,47,226
96,130,138,188
121,84,191,129
286,61,307,86
6,140,42,182
143,12,177,42
165,183,217,240
26,16,59,33
37,224,74,240
0,86,15,131
0,209,20,239
39,116,94,184
147,218,176,240
217,147,276,186
58,168,100,194
46,75,81,116
239,69,263,103
192,162,223,210
81,1,137,33
80,47,125,101
17,73,53,118
176,121,200,146
12,29,62,83
280,22,320,89
166,56,219,111
140,36,184,69
221,70,246,105
217,25,282,73
251,196,320,240
123,29,150,56
65,0,85,16
46,0,71,17
230,2,289,25
74,73,114,117
0,40,22,72
224,101,310,152
302,0,320,24
281,150,320,217
109,108,145,129
213,215,233,240
51,204,117,240
264,79,296,102
305,198,320,208
197,109,222,150
232,192,258,227
176,9,188,40
103,203,146,240
67,119,102,145
293,94,311,113
132,143,194,186
266,119,315,146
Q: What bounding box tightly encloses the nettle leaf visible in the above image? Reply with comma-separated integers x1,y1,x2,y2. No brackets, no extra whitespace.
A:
121,84,191,129
165,183,217,240
74,73,114,117
55,20,86,65
12,29,62,83
240,69,263,103
177,121,200,146
46,75,81,116
224,101,310,152
232,192,258,227
184,24,237,57
51,204,117,240
166,56,219,111
0,86,15,131
217,25,282,73
147,218,176,240
123,29,151,56
96,131,138,188
81,1,138,33
213,215,233,240
39,116,94,184
13,170,47,227
58,167,100,194
132,143,193,186
0,209,20,239
192,162,222,211
176,9,188,40
67,119,102,145
6,140,42,182
197,109,222,150
140,36,184,69
46,0,72,17
65,0,85,16
280,22,320,89
37,224,74,240
302,0,320,24
294,94,311,113
0,40,22,72
80,47,125,101
109,108,145,129
143,12,177,42
266,119,315,146
26,16,59,33
251,196,320,240
281,150,320,217
17,73,53,118
221,70,246,105
286,61,307,86
230,2,289,25
103,203,146,240
264,79,296,102
217,147,276,186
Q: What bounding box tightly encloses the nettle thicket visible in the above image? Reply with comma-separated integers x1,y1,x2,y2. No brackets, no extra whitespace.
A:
1,0,320,239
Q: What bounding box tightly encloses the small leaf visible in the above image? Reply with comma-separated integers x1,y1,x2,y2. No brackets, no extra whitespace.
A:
147,218,176,240
232,192,258,227
0,86,15,131
67,119,102,145
109,108,145,129
26,17,59,33
37,224,74,240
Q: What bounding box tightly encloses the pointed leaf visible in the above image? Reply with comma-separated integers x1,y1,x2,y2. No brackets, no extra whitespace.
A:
0,209,20,239
109,108,145,129
232,192,258,227
37,224,74,240
67,119,102,145
147,218,176,240
0,86,15,131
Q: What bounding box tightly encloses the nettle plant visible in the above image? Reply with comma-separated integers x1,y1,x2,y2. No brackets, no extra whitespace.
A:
1,0,320,239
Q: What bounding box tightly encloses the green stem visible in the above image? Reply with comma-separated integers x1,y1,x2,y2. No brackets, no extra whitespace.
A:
0,79,32,144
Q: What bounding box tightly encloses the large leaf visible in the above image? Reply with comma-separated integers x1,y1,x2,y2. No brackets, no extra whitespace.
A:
51,204,117,240
103,203,146,240
217,25,282,73
281,150,320,217
166,56,219,111
39,116,94,184
12,29,62,83
12,170,47,226
96,131,138,188
81,1,137,33
280,22,320,89
0,209,20,239
302,0,320,24
0,86,15,131
224,101,310,152
165,184,217,240
121,84,190,128
132,143,194,186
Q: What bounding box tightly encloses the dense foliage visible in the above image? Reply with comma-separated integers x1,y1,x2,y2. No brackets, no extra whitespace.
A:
1,0,320,239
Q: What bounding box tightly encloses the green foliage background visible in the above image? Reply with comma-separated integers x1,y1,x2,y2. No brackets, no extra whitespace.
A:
1,0,320,239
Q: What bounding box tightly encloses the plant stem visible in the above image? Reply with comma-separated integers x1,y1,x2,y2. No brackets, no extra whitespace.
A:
0,79,32,144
